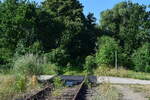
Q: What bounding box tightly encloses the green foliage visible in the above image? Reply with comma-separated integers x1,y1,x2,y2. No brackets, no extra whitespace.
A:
84,55,96,75
100,1,150,68
132,43,150,72
13,74,27,92
0,48,13,68
42,0,97,67
42,0,84,47
41,63,58,75
0,0,98,70
0,0,38,67
45,48,69,66
53,77,64,89
0,0,149,73
95,36,121,66
13,54,43,75
13,53,59,75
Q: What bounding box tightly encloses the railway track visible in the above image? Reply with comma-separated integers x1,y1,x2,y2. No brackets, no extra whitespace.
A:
16,84,54,100
16,76,98,100
75,84,98,100
49,77,86,100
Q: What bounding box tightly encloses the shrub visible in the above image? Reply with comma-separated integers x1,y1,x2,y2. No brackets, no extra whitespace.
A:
131,43,150,72
13,54,59,75
13,54,43,75
95,36,122,66
15,41,43,58
44,48,69,66
0,48,13,69
42,63,58,75
53,77,64,89
84,55,96,75
28,41,43,54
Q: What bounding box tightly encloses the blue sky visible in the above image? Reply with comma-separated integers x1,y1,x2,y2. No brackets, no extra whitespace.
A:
34,0,150,23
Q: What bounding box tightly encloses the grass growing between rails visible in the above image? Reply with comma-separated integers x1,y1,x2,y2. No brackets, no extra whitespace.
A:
94,65,150,80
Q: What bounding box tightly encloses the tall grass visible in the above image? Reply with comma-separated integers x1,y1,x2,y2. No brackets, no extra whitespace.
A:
13,54,57,75
94,65,150,80
0,74,42,100
92,83,120,100
0,54,58,100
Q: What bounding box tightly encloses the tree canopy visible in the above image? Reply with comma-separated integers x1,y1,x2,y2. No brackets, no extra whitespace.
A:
0,0,149,73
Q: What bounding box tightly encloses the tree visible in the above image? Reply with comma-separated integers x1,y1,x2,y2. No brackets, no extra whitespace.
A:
132,43,150,72
0,0,38,67
42,0,85,47
42,0,98,67
100,1,150,68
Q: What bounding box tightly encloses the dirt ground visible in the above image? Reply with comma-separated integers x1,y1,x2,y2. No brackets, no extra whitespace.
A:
112,85,150,100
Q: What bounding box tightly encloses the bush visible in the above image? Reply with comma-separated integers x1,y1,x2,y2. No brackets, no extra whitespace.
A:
53,77,64,89
15,41,43,57
44,48,69,66
13,53,59,75
0,48,13,69
42,63,58,75
132,43,150,72
84,55,96,75
95,36,122,66
13,54,43,75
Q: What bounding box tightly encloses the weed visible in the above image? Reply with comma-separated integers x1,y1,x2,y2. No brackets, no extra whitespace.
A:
53,76,64,89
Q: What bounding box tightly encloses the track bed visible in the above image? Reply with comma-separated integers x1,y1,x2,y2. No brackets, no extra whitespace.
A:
48,85,81,100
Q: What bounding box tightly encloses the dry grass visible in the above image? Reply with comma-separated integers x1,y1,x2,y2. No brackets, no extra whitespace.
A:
92,65,150,100
0,75,17,100
0,74,41,100
92,82,120,100
94,65,150,80
129,85,150,99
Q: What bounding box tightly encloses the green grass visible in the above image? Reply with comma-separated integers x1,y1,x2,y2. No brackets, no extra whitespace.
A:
63,66,86,76
94,65,150,80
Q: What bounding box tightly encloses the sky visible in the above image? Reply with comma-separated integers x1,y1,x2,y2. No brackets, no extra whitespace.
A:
34,0,150,23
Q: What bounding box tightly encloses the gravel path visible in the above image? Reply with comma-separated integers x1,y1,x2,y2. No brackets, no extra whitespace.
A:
113,85,149,100
97,76,150,84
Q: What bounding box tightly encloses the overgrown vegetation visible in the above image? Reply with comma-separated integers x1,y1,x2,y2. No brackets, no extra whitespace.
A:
0,0,149,99
94,65,150,80
0,0,149,74
13,54,58,75
0,74,41,100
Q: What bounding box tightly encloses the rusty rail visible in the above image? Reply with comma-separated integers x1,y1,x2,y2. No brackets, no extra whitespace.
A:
16,76,87,100
16,84,53,100
72,76,86,100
